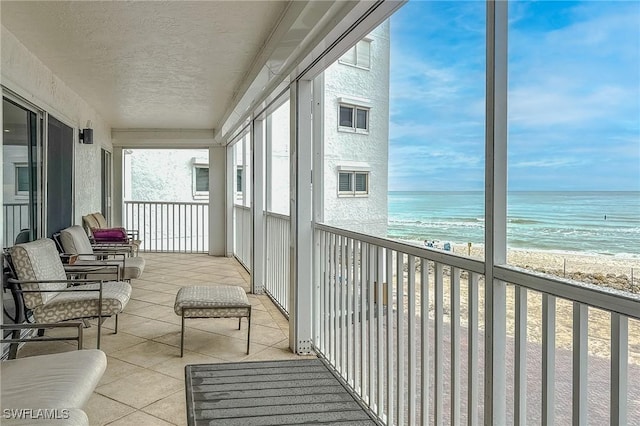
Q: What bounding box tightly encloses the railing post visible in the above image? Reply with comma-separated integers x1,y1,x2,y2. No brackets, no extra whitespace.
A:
289,79,314,354
484,0,508,424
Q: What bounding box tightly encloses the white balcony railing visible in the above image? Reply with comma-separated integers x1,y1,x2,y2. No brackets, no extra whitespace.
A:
313,223,640,425
124,201,208,253
3,203,29,246
233,204,251,271
265,211,290,315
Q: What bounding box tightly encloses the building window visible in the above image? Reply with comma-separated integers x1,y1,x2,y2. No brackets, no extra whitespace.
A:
192,164,209,199
339,39,371,69
236,166,243,193
338,171,369,196
15,164,29,196
339,104,369,133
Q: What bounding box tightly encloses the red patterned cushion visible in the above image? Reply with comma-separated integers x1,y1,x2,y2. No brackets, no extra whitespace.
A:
91,227,128,243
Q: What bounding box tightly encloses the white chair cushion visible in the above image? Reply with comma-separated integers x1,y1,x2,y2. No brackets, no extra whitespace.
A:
1,349,106,410
59,226,95,255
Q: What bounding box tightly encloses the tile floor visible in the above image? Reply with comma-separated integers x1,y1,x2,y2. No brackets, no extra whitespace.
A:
14,253,309,425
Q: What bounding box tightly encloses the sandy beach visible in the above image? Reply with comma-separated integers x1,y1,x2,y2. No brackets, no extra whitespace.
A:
396,240,640,364
445,242,639,292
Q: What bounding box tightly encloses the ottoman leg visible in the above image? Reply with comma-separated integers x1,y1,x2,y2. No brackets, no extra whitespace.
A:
238,318,241,330
181,314,185,358
246,308,251,355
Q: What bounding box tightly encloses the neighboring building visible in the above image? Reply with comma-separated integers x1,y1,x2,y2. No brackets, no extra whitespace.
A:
123,149,209,203
125,22,390,237
320,21,390,237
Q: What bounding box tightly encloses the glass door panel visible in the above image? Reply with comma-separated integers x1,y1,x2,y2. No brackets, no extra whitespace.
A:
2,97,42,245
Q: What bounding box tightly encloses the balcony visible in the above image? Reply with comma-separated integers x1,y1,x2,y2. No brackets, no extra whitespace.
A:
2,1,638,425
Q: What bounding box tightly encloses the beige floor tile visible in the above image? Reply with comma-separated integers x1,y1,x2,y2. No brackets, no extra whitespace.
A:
250,309,282,327
148,350,226,380
130,303,179,322
79,327,147,352
106,410,176,425
248,323,288,346
85,393,136,425
97,369,183,409
99,356,148,386
109,340,181,368
118,317,181,340
142,390,187,426
154,328,268,361
123,299,155,313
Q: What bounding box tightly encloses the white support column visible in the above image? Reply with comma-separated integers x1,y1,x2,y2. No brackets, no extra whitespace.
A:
252,118,265,294
289,79,314,354
265,114,273,213
312,73,325,224
225,145,234,257
484,1,508,424
208,146,226,256
112,147,124,227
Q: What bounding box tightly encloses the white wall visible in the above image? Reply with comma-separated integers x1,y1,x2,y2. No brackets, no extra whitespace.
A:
124,149,209,202
1,26,111,227
321,21,390,237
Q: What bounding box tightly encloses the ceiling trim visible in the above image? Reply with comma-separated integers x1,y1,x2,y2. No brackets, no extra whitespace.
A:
112,129,217,149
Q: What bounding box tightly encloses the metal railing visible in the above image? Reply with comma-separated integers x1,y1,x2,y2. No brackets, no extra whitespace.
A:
124,201,208,253
265,211,290,315
233,204,251,271
3,203,29,246
313,223,640,425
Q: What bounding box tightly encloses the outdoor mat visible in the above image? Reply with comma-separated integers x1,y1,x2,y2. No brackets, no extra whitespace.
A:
185,358,379,425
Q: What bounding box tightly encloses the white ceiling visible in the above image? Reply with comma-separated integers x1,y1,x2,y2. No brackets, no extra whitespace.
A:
1,1,289,130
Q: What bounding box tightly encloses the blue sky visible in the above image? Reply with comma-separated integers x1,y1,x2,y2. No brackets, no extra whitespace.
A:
388,1,640,191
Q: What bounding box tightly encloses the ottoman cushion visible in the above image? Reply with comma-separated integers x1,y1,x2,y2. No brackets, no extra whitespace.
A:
174,286,250,318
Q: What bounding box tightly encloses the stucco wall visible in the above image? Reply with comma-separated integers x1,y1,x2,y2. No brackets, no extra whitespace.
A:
125,149,209,202
1,26,111,227
322,21,390,237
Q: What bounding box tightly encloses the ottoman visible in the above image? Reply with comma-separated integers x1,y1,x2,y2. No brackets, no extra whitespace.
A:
174,285,251,357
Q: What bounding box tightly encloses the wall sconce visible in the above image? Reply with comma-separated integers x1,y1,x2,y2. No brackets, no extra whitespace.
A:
79,120,93,144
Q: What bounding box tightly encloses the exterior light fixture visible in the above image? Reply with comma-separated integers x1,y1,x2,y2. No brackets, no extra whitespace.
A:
79,120,93,144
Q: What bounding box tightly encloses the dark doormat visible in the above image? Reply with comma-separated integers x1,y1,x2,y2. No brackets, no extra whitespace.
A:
185,358,379,425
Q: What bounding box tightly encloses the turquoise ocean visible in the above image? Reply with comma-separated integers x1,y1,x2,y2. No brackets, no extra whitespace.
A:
387,191,640,258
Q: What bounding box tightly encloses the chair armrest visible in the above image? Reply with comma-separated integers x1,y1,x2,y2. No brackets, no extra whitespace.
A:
8,279,106,329
1,322,84,356
92,244,134,257
64,262,122,281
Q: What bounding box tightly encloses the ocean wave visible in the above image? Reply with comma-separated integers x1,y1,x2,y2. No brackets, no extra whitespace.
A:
508,218,541,224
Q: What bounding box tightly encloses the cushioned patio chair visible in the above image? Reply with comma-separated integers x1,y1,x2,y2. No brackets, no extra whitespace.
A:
58,225,145,281
8,238,131,348
82,212,141,254
1,323,106,426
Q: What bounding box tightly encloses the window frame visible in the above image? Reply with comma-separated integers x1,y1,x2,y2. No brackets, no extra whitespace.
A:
337,170,369,197
192,161,209,200
338,38,372,70
14,163,29,196
338,103,370,134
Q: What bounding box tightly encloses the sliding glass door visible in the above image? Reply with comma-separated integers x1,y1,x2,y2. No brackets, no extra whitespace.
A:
2,97,42,245
46,115,73,237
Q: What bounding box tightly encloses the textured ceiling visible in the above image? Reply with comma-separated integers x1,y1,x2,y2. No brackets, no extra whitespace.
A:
1,1,288,129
